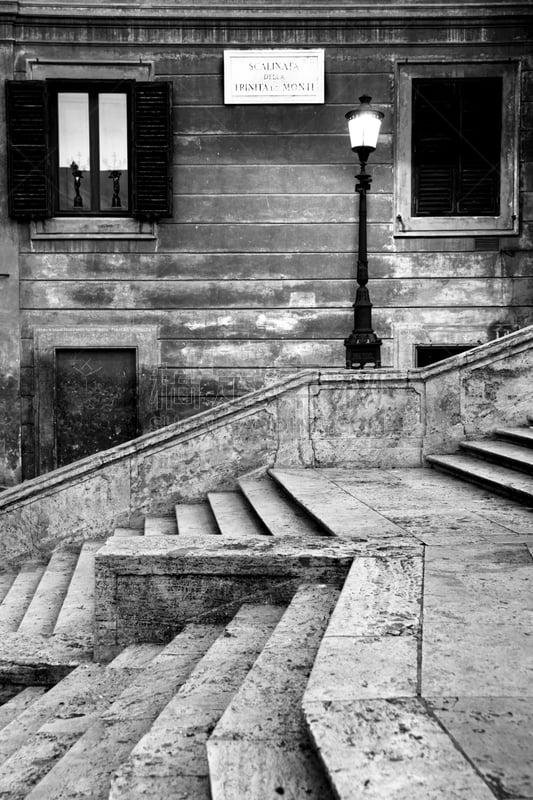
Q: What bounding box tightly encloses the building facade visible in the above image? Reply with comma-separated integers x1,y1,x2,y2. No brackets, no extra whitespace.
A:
0,0,532,485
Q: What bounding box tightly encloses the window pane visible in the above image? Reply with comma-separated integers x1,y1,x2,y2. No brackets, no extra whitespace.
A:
58,93,91,210
99,93,129,211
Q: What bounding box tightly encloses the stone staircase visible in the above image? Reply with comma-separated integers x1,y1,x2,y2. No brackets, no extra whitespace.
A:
0,446,532,797
426,419,533,504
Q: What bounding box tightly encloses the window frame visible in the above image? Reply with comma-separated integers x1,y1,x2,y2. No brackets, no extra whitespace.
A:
394,61,520,237
48,79,133,218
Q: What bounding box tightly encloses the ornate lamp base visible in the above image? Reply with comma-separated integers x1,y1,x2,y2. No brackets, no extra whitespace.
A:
344,331,382,369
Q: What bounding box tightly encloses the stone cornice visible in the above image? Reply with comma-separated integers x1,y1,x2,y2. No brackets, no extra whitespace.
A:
3,1,533,24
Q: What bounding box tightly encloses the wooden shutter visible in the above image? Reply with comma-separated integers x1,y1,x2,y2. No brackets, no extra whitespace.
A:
412,81,455,216
413,78,501,217
457,80,501,216
5,80,51,219
132,82,173,220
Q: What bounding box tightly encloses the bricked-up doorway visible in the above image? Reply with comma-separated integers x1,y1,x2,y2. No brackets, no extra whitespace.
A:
33,325,159,477
54,349,138,467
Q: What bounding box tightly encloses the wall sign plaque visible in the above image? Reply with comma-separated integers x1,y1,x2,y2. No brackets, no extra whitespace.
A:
224,49,324,104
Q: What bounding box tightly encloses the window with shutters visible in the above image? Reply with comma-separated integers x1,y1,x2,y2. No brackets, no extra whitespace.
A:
6,78,172,224
395,61,519,237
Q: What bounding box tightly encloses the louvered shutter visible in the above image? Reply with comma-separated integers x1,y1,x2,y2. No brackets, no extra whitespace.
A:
132,82,173,220
412,81,455,216
413,78,501,217
6,80,51,219
457,80,501,216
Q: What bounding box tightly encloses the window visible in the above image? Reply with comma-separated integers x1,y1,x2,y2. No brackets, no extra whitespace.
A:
53,83,130,214
6,79,173,221
395,62,519,237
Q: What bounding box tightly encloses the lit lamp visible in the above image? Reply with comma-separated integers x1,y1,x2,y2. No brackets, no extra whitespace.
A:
344,95,384,368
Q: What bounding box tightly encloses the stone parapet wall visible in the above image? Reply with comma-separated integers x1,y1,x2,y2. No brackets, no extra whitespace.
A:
0,326,531,566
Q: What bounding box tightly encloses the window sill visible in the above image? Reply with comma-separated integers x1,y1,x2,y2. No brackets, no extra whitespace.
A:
30,218,157,240
393,216,518,238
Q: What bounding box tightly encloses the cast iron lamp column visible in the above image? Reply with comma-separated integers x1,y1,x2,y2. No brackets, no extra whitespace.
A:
344,95,384,369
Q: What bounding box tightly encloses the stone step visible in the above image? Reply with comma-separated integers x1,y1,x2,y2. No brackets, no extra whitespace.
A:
0,687,46,732
18,548,81,637
53,541,102,641
208,584,339,800
0,643,162,800
26,624,223,800
460,438,533,474
143,515,178,536
0,572,16,604
175,502,220,535
0,561,47,632
426,453,533,505
494,426,533,448
269,468,404,541
112,527,144,537
109,603,285,800
207,491,270,538
238,476,327,537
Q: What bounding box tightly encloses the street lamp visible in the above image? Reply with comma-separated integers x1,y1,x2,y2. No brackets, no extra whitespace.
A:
344,95,384,369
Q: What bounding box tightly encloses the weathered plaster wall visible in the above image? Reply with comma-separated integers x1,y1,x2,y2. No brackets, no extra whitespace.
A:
0,327,531,568
1,3,530,481
0,29,21,488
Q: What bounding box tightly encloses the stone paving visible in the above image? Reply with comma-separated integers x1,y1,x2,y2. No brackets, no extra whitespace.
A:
302,467,533,800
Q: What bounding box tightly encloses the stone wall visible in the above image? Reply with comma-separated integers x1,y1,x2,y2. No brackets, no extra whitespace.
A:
0,326,531,567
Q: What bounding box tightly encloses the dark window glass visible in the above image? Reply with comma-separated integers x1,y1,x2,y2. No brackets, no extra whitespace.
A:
52,82,130,215
412,78,502,217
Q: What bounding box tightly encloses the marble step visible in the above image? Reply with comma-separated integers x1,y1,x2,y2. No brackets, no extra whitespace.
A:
460,438,533,474
109,603,285,800
17,548,81,637
269,468,404,541
0,644,162,800
26,624,223,800
494,426,533,449
238,476,327,537
175,502,220,536
426,453,533,505
208,584,339,800
0,572,16,604
112,527,144,537
143,515,178,536
52,541,102,641
0,687,46,732
0,561,47,631
207,491,270,538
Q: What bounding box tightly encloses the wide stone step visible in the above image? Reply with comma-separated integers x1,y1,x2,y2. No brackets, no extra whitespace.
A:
460,438,533,474
269,468,405,541
0,687,46,732
494,426,533,449
426,453,533,504
238,476,327,538
0,561,47,632
143,514,178,535
207,491,270,538
17,548,81,637
109,603,285,799
208,584,339,800
0,572,16,605
52,541,102,641
112,527,144,537
26,624,223,800
175,502,220,536
0,643,162,800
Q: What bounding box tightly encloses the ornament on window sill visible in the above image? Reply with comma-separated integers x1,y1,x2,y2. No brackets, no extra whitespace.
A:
70,162,83,208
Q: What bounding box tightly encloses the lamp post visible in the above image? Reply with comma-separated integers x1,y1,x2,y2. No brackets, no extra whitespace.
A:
344,95,384,369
